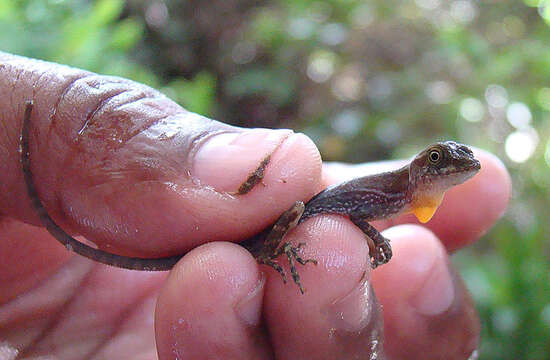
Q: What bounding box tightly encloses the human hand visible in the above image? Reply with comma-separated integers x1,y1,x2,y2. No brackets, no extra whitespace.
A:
0,52,510,359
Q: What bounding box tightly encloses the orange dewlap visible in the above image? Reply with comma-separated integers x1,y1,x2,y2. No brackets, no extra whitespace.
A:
410,192,445,223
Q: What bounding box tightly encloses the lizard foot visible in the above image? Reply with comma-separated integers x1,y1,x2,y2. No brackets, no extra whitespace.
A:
370,237,392,269
257,242,317,294
281,242,318,294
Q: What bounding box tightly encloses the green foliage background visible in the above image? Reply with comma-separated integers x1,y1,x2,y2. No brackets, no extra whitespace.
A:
1,0,549,358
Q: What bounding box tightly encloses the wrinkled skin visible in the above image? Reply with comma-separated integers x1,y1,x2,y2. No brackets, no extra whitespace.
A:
0,52,511,360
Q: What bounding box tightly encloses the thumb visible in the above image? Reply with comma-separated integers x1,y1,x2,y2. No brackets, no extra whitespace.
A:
0,52,322,259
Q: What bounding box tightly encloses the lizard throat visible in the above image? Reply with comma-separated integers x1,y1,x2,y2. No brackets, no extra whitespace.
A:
409,192,445,223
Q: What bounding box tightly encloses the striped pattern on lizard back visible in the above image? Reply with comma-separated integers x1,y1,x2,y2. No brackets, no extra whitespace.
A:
299,167,410,224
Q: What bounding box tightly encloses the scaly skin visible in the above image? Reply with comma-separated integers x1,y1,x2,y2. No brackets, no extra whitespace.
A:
21,101,480,293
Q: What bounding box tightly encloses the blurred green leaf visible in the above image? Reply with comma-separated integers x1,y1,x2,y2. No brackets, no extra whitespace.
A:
225,68,296,105
249,8,284,47
109,17,144,51
163,72,217,116
0,0,15,21
90,0,124,27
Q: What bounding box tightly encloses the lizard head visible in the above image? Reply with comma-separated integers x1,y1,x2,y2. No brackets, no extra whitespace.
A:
408,141,481,223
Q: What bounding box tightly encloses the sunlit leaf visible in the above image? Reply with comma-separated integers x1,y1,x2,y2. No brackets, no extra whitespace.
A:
109,18,143,51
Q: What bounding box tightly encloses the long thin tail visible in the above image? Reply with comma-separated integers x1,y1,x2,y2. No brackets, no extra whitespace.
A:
20,101,183,271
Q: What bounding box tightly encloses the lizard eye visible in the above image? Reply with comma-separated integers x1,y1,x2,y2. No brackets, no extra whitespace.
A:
428,148,442,164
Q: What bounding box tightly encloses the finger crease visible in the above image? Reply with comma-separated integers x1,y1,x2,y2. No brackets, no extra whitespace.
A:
77,89,131,136
48,74,95,137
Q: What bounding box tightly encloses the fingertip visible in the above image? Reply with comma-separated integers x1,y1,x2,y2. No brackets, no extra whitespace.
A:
261,216,385,359
192,128,293,192
150,131,322,255
192,130,322,195
265,132,323,197
373,225,448,304
263,215,369,301
158,242,263,322
155,242,267,359
429,148,511,251
372,224,479,359
471,149,512,219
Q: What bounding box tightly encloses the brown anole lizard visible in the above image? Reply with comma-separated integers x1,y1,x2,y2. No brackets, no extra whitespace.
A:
20,101,480,293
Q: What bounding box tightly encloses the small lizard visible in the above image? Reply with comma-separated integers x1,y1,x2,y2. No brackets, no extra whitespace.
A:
20,101,480,293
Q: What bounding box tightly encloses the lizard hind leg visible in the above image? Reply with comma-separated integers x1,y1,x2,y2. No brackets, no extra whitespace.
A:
253,201,318,294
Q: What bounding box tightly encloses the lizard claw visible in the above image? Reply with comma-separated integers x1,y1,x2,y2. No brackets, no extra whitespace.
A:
370,238,392,268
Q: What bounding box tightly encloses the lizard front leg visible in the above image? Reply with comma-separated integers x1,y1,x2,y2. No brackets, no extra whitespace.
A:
349,214,393,268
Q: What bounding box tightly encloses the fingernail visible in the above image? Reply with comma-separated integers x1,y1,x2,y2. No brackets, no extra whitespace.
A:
409,254,455,316
235,273,265,326
328,273,374,332
193,129,292,192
